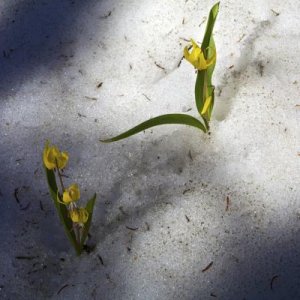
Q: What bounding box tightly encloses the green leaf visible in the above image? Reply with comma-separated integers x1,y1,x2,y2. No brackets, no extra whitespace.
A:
80,193,97,251
195,70,206,116
207,36,216,86
100,113,206,143
44,166,81,255
201,2,220,55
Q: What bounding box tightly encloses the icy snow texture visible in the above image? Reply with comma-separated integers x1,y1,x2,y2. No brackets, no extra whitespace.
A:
0,0,299,299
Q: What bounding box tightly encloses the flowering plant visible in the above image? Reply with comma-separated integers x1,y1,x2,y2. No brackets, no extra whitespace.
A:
43,141,96,255
101,3,219,142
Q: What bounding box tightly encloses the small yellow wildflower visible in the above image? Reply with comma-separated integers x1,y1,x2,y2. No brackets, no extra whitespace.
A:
184,39,216,70
201,96,212,115
69,207,89,224
63,184,80,204
43,141,69,170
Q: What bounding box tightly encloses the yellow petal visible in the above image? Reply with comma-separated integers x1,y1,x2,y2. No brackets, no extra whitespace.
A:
201,96,212,115
183,46,190,60
63,184,80,203
184,46,195,66
191,47,201,64
79,208,89,223
183,39,216,71
70,207,89,224
190,39,199,49
69,209,79,222
43,141,68,170
56,151,69,169
42,144,50,168
43,142,57,170
197,51,207,70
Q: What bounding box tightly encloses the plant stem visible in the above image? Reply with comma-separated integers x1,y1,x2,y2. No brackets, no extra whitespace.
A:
204,118,209,131
55,160,65,192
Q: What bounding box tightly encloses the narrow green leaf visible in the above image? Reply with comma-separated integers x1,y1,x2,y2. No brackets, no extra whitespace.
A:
195,70,206,116
44,166,58,202
80,193,97,250
203,10,218,122
207,36,216,86
100,113,206,143
44,167,81,255
201,2,220,55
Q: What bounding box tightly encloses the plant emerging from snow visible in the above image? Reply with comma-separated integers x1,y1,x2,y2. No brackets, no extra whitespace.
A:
101,2,219,142
43,141,96,255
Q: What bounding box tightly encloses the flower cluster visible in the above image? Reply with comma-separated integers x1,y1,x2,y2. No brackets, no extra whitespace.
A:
60,184,89,224
43,140,96,255
43,141,89,232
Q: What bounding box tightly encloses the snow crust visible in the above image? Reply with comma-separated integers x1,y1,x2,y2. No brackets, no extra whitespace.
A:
0,0,299,299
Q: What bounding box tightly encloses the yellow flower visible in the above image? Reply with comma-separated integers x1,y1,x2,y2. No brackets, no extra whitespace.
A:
43,141,69,170
63,184,80,204
184,39,216,70
201,96,212,115
69,207,89,224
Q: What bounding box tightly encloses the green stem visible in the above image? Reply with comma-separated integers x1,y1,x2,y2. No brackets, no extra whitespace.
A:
204,118,209,131
55,160,65,192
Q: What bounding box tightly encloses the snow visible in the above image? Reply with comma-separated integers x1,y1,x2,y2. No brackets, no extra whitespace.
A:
0,0,299,299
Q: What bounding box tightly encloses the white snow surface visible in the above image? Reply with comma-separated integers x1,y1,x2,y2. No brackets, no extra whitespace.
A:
0,0,299,299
